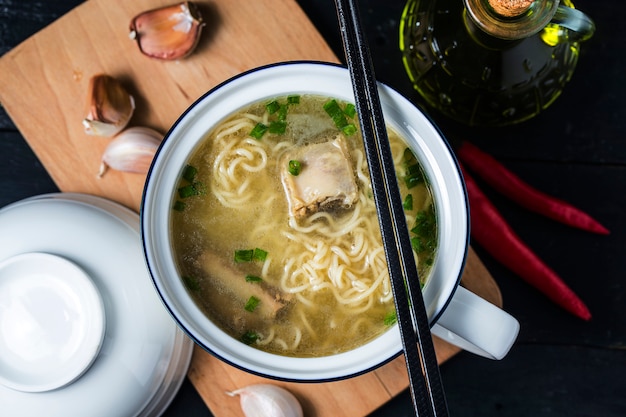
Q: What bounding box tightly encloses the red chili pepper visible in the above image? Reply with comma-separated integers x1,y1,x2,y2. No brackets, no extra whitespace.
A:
461,164,592,321
457,141,609,235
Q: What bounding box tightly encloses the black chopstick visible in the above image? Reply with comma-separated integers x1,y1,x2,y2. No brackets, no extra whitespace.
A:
333,1,449,416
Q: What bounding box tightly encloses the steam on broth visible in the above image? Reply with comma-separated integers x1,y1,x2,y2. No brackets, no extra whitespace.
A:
170,95,437,357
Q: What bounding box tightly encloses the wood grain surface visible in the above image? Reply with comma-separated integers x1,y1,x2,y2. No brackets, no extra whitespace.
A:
0,0,502,415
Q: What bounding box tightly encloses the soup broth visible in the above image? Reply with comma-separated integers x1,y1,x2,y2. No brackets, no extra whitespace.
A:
170,95,437,357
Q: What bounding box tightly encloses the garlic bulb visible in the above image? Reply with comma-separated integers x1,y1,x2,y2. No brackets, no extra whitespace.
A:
129,2,205,60
227,384,303,417
83,74,135,137
98,127,162,178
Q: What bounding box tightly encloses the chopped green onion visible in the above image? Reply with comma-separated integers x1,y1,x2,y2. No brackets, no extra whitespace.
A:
235,248,268,262
410,207,437,253
250,123,268,139
324,99,349,129
182,275,200,292
341,123,357,136
402,148,424,189
287,95,300,104
234,249,254,263
288,160,302,176
266,100,280,114
241,330,259,345
182,164,198,182
406,163,423,177
383,311,397,326
277,104,289,121
178,184,198,198
343,103,357,118
411,236,424,252
269,120,287,134
403,194,413,211
178,182,206,198
411,237,435,254
404,164,424,189
403,148,417,164
323,99,342,115
324,100,358,135
253,248,268,261
244,296,260,312
245,275,263,283
172,200,186,212
332,114,348,129
411,210,436,237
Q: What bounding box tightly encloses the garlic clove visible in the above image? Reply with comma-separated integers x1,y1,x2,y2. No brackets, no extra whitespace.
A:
227,384,304,417
98,127,162,178
83,74,135,137
129,1,205,60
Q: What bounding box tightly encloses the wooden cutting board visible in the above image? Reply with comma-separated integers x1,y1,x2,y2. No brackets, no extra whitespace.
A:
0,0,334,211
0,0,503,415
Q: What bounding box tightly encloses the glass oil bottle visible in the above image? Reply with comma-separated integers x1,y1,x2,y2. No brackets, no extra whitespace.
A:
399,0,595,126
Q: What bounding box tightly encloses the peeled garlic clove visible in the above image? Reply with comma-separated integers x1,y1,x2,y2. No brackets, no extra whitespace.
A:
98,127,162,178
227,384,303,417
129,1,205,60
83,74,135,137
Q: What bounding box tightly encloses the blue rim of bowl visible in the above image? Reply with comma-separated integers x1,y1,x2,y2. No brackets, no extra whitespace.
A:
140,60,470,383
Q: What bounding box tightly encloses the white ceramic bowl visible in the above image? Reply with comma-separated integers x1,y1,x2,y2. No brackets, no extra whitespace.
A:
141,61,469,382
0,194,193,417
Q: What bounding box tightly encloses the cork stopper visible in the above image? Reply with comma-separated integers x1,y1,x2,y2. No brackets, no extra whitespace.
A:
488,0,533,17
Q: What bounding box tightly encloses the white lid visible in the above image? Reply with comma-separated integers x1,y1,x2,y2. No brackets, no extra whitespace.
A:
0,252,105,392
0,193,193,417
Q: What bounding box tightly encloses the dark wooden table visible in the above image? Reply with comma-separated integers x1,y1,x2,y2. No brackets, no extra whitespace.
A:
2,1,624,416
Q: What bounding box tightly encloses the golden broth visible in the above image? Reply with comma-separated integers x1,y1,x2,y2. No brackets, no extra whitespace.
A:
170,95,436,357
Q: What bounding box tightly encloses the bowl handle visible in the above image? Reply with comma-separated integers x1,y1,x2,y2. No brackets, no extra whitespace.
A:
431,286,520,360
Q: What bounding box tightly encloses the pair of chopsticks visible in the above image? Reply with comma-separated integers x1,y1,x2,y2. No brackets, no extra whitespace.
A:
333,1,449,416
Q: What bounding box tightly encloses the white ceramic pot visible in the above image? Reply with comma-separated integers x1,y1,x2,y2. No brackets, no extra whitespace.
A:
141,61,519,382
